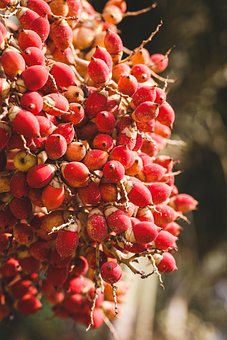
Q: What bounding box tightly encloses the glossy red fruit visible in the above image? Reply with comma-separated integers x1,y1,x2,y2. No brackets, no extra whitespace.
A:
103,160,125,183
43,93,69,116
51,20,73,51
56,229,79,258
22,65,49,91
30,16,50,42
83,149,108,171
95,111,115,133
61,162,90,187
110,145,134,169
1,258,19,277
132,101,159,123
54,123,75,144
101,262,122,284
42,178,65,210
126,221,158,244
132,85,156,107
150,53,169,73
155,252,177,272
105,206,131,234
22,46,45,66
88,58,110,85
85,91,108,119
125,180,152,207
20,91,43,114
157,101,175,128
153,204,178,227
147,182,171,205
16,294,42,315
50,62,76,88
86,208,108,242
1,48,26,79
77,181,101,206
169,193,198,213
27,0,52,17
45,134,67,160
18,29,43,50
118,74,138,96
27,164,56,188
36,115,56,137
93,45,113,71
155,230,177,250
104,29,123,55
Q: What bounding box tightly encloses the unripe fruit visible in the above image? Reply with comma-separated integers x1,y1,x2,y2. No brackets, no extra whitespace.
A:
14,150,37,172
125,221,158,244
131,48,150,65
49,0,69,16
101,262,122,284
61,162,89,187
27,164,56,188
22,65,49,91
50,62,76,88
86,208,108,242
103,5,123,25
88,58,110,85
65,142,87,162
125,180,152,207
45,134,67,160
103,160,125,183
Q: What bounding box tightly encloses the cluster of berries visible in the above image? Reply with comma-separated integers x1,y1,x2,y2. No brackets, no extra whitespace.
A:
0,0,198,330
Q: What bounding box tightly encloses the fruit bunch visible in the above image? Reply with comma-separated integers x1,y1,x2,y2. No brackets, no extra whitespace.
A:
0,0,198,331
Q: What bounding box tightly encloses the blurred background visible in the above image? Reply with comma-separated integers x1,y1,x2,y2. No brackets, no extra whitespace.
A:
1,0,227,339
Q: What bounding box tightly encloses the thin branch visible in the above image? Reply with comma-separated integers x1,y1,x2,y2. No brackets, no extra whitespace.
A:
123,3,157,18
120,20,163,64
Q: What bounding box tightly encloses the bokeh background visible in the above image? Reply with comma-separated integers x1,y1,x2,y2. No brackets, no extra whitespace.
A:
1,1,227,339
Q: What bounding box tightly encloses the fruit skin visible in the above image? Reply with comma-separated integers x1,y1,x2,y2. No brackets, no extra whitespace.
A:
1,48,26,79
14,151,37,172
155,252,177,273
125,180,152,207
22,65,49,91
86,208,108,243
169,193,198,213
50,62,76,88
126,221,158,244
105,206,131,234
154,230,177,250
100,262,122,284
41,178,65,210
16,294,42,315
45,134,67,160
88,58,110,85
61,162,90,188
103,160,125,183
27,164,56,188
56,230,79,258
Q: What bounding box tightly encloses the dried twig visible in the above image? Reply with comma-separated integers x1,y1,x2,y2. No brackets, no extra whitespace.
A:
123,3,157,18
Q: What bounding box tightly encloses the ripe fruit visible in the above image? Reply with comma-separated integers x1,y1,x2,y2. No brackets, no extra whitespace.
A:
86,208,108,242
61,162,90,187
50,62,76,88
22,65,49,91
27,164,56,188
103,160,125,183
88,58,110,85
45,134,67,160
41,178,65,210
101,262,122,284
125,180,152,207
125,221,158,244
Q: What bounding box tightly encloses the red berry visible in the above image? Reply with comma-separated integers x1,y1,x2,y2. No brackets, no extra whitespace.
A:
101,262,122,284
